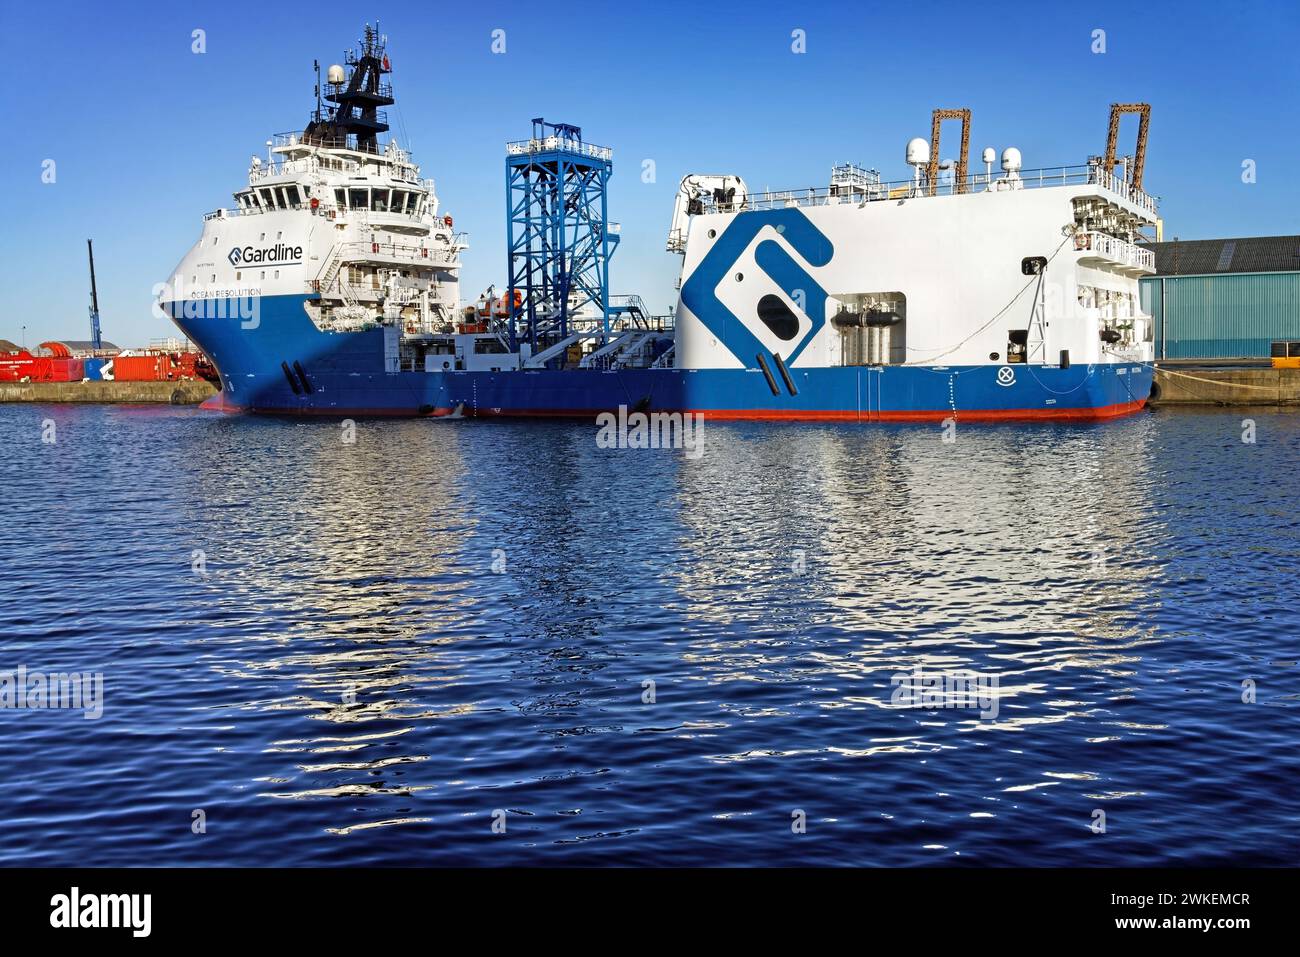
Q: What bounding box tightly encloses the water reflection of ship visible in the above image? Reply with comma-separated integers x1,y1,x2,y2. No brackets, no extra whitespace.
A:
178,419,476,801
670,419,1161,728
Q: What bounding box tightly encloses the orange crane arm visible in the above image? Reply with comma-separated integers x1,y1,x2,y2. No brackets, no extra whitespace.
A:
1104,103,1151,190
927,108,972,195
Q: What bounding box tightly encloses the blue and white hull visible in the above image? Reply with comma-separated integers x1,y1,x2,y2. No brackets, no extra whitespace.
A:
428,362,1151,421
170,293,1150,420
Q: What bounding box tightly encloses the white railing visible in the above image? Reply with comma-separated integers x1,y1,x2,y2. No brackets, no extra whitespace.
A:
706,164,1157,217
305,239,463,296
506,136,613,162
250,155,421,185
1076,232,1156,272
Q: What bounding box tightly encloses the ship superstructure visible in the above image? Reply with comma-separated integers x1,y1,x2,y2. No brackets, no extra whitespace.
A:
163,25,468,411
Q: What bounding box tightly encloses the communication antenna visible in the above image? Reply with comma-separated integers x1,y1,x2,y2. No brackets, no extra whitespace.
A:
905,137,930,193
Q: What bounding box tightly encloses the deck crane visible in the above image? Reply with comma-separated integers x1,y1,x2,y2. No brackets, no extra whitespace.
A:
87,239,102,352
666,174,748,253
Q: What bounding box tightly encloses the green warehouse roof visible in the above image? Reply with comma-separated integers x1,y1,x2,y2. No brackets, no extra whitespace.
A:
1143,235,1300,276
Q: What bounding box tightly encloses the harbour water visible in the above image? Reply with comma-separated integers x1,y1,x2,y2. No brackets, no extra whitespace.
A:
1,403,1297,866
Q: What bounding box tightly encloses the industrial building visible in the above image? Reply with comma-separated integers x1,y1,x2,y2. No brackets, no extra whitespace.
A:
1140,236,1300,359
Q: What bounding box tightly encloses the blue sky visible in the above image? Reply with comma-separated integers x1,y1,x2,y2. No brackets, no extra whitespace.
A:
5,0,1298,347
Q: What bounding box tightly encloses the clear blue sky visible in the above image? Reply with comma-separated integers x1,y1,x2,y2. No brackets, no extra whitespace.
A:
5,0,1297,348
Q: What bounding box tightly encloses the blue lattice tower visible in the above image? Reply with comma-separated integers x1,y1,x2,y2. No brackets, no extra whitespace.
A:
506,119,616,354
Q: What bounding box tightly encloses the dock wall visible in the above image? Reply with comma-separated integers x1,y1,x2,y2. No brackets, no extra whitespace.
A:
0,381,218,405
1151,367,1300,406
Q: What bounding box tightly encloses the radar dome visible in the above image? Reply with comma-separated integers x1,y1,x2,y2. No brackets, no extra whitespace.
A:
1001,147,1022,172
981,147,996,164
905,137,930,166
327,64,345,85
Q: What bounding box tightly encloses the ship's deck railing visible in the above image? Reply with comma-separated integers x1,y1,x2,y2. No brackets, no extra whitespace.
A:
706,164,1157,217
272,131,412,163
254,145,421,185
1076,231,1156,272
505,136,613,162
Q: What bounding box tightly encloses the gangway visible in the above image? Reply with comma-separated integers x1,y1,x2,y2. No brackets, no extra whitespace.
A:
580,330,636,368
523,331,605,369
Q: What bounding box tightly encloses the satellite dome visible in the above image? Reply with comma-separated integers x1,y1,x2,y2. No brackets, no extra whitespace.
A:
905,137,930,167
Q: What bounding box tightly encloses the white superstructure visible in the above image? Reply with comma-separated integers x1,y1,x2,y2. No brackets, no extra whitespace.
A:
669,116,1159,376
169,24,465,337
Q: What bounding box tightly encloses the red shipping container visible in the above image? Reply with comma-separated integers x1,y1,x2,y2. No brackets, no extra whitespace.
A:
51,358,84,382
113,354,171,381
26,357,84,382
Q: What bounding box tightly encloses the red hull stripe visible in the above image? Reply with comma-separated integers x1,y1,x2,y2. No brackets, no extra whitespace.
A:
439,399,1148,422
211,396,1147,422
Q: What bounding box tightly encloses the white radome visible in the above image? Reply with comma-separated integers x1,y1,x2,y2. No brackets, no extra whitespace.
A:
905,137,930,167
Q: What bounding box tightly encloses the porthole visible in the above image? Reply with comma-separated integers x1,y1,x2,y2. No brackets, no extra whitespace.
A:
707,229,716,239
735,272,744,282
989,352,999,361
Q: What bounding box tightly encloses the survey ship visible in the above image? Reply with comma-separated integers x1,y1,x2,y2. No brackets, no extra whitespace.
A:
164,28,1158,419
162,24,468,414
428,106,1158,421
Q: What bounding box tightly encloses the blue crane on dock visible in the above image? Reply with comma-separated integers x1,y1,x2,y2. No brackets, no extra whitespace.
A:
87,239,102,352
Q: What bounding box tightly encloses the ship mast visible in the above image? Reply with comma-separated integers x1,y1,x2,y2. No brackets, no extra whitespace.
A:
303,23,394,154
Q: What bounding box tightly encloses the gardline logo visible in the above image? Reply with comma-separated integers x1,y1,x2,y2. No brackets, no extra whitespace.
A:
228,242,303,266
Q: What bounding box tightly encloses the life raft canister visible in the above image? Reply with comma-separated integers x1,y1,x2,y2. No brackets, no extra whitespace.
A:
1074,232,1092,251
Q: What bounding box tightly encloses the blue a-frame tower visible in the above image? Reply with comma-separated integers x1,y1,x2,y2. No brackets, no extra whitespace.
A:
506,119,617,354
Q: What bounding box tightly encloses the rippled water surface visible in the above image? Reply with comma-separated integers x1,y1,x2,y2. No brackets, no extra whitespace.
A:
1,403,1297,866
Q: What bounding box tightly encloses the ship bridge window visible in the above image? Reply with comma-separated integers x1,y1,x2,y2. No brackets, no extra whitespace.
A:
335,188,346,209
406,193,419,214
280,185,301,209
259,188,277,210
372,189,390,212
348,189,369,210
390,190,406,213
